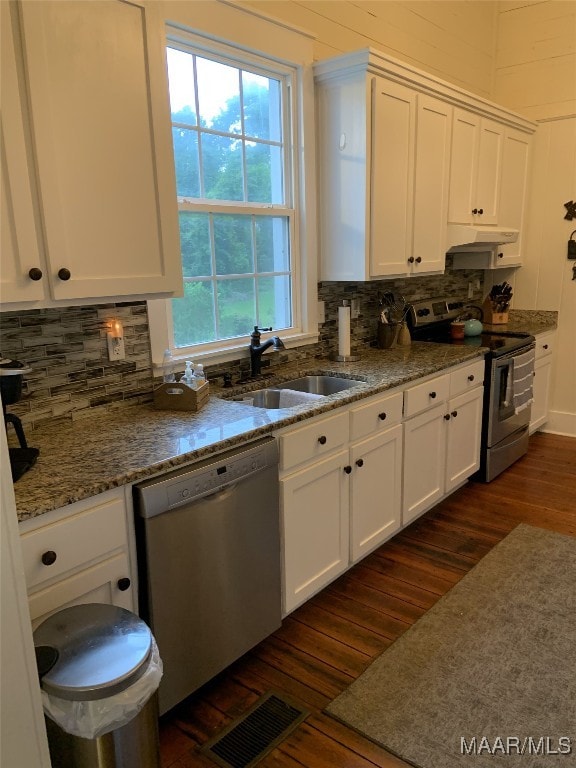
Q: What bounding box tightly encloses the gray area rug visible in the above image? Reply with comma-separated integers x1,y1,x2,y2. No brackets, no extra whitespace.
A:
327,524,576,768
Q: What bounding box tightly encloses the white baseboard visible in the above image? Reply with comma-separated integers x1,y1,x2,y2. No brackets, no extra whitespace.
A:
540,410,576,438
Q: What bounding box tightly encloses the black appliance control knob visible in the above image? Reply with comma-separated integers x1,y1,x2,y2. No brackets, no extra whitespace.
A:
417,308,429,317
117,577,131,591
28,267,43,281
318,435,327,445
41,550,57,566
58,267,71,281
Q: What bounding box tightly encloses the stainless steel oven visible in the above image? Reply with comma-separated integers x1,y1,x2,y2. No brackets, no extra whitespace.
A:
408,296,535,482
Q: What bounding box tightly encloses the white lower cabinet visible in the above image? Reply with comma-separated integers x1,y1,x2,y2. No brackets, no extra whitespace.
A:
19,487,135,628
281,450,350,614
279,392,403,614
403,361,484,526
530,331,555,434
350,424,403,562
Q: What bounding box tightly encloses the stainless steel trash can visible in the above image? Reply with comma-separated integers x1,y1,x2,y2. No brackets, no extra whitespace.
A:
34,604,161,768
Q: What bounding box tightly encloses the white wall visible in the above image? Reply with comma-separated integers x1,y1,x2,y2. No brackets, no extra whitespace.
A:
240,0,499,97
494,1,576,434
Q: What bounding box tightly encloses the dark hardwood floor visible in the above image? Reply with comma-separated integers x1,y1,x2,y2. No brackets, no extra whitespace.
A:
159,432,576,768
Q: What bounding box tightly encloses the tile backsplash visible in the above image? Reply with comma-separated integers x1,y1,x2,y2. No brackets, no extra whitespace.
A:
0,256,483,429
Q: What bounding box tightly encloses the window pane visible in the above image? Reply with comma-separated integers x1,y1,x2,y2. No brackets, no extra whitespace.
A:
243,72,281,142
258,275,292,329
255,217,290,272
246,142,283,204
167,48,197,125
172,282,216,347
213,215,253,275
172,128,200,198
179,212,211,277
217,278,255,339
202,133,243,201
196,57,241,133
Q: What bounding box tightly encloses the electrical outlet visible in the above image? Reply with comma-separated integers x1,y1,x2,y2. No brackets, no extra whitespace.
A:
107,333,125,361
350,299,360,319
317,300,325,324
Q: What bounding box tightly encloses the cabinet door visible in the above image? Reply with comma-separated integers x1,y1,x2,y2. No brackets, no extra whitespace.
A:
448,110,503,226
0,1,44,304
281,451,349,614
496,128,530,267
370,77,415,277
402,404,445,525
19,0,181,300
448,109,479,224
28,553,134,629
474,118,504,225
350,425,402,563
412,95,452,274
530,357,552,434
444,388,483,493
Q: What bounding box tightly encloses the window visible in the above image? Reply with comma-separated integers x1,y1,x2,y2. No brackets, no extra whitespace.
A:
157,34,308,361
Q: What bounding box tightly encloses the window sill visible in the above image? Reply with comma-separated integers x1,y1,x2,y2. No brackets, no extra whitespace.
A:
151,330,319,379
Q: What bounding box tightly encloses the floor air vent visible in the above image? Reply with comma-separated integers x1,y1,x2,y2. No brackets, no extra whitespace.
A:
201,691,309,768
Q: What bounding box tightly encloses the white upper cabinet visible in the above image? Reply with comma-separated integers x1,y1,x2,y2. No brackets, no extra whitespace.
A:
495,128,531,267
315,68,451,281
1,0,182,307
448,110,504,226
314,49,536,282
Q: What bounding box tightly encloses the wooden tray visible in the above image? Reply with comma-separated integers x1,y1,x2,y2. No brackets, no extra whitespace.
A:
153,380,209,412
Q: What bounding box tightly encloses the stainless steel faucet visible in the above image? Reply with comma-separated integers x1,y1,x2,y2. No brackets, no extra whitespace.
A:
249,326,285,376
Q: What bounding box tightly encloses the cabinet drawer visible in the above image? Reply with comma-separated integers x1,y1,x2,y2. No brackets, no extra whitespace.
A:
350,391,403,441
403,374,449,418
279,411,349,472
535,332,554,360
21,494,128,591
449,359,485,398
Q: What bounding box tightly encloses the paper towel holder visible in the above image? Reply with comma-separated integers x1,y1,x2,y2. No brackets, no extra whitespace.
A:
330,300,360,362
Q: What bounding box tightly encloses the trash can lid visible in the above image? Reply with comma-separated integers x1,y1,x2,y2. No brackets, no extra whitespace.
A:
33,604,152,701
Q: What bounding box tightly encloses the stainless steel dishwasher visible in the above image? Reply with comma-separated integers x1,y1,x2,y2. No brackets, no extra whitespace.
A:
133,436,280,715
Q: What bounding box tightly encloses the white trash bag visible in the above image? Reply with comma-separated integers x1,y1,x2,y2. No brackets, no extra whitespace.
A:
41,637,163,740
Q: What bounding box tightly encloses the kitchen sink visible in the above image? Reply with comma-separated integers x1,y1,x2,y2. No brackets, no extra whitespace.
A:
225,375,364,409
276,375,362,395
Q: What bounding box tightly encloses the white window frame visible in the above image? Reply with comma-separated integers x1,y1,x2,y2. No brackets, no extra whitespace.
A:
148,23,318,374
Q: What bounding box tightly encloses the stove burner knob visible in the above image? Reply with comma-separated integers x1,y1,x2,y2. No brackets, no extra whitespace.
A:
417,308,429,317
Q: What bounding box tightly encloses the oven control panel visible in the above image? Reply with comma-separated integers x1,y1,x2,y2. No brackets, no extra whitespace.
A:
408,297,468,328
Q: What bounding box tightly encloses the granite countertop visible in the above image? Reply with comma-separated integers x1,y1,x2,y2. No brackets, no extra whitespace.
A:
14,309,557,522
15,343,486,521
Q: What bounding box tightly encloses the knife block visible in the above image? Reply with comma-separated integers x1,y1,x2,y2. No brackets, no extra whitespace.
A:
482,296,509,325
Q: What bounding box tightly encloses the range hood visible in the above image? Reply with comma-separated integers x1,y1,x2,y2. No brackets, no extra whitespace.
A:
446,224,519,253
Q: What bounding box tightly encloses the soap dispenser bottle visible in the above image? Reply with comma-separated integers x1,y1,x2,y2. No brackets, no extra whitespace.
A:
182,360,194,388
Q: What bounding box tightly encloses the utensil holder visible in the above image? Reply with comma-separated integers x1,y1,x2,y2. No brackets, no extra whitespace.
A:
153,380,209,412
377,321,398,349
